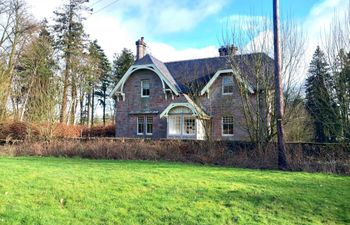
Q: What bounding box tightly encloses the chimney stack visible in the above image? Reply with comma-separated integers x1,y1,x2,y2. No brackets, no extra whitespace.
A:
136,37,147,60
218,45,238,56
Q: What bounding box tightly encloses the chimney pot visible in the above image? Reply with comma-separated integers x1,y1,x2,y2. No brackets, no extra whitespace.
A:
136,37,147,60
218,45,238,57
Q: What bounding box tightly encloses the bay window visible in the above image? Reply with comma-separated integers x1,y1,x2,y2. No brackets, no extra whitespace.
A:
167,107,196,137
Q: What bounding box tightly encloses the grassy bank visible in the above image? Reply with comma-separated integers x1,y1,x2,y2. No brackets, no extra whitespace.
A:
0,157,349,224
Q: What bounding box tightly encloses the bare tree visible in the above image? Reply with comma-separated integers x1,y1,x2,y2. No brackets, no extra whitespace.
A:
0,0,35,120
221,10,305,151
321,6,350,141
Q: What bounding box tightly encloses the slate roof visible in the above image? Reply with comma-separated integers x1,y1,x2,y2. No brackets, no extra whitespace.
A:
134,53,274,93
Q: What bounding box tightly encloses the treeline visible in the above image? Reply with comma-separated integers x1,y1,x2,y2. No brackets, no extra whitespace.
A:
0,0,134,127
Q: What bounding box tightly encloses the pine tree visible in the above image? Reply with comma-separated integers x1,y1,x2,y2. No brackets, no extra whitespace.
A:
53,0,89,124
305,46,341,142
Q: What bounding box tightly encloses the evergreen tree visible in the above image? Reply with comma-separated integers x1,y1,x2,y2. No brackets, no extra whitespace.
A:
305,46,341,142
53,0,90,124
112,48,134,85
93,42,112,126
334,49,350,141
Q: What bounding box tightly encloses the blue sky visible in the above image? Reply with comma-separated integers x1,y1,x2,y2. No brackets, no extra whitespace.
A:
149,0,321,49
28,0,348,69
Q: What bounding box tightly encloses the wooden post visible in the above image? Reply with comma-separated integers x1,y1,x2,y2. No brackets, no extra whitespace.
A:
273,0,287,169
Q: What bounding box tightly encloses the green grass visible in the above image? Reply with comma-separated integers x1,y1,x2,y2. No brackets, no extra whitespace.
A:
0,157,349,225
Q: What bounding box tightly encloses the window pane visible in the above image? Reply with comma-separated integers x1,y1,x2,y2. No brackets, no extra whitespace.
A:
146,116,153,134
223,76,233,85
137,116,144,134
222,116,234,135
169,116,181,135
223,85,234,93
184,117,195,135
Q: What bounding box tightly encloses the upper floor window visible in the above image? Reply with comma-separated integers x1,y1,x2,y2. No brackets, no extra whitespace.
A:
222,76,234,95
222,116,234,136
141,80,150,97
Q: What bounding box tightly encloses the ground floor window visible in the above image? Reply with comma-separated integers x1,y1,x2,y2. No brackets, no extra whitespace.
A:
137,115,153,135
222,116,234,136
146,116,153,135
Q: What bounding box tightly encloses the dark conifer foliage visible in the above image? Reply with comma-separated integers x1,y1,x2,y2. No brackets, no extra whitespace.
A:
305,46,341,142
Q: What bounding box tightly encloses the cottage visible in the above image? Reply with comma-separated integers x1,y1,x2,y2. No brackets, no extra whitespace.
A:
110,37,273,140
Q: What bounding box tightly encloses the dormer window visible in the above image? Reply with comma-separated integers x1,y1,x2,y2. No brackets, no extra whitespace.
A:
222,76,234,95
141,80,150,97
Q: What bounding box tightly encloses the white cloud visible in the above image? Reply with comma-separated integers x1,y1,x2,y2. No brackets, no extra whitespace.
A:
223,0,348,84
303,0,349,55
147,42,218,62
221,15,269,31
26,0,61,21
25,0,225,61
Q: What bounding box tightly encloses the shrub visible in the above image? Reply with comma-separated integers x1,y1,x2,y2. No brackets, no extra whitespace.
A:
82,124,115,137
0,121,39,141
52,123,83,138
1,139,348,174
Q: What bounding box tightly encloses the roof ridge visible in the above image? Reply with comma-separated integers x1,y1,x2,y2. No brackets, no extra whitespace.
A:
163,52,267,64
164,56,228,64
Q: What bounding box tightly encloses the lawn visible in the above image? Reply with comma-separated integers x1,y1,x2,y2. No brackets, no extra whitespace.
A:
0,157,348,225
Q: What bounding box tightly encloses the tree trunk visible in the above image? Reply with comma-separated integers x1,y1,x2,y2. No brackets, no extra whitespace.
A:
91,86,95,127
103,88,106,126
70,75,77,125
273,0,288,170
59,4,74,124
59,62,70,124
80,91,84,125
87,91,91,128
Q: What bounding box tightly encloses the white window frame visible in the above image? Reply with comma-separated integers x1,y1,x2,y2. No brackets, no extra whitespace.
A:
146,116,153,135
222,76,234,95
137,116,144,135
222,116,234,136
183,116,196,136
141,79,150,98
167,115,196,138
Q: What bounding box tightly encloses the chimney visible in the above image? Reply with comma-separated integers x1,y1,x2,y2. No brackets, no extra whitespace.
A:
136,37,147,60
218,45,238,56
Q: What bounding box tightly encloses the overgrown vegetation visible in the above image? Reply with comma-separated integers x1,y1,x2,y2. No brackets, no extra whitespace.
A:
1,139,348,174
